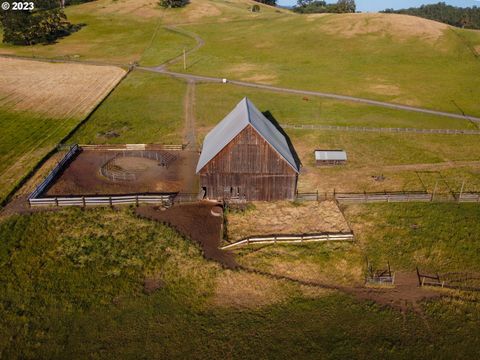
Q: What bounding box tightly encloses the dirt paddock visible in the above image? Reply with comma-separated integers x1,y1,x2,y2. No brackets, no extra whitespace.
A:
46,149,199,196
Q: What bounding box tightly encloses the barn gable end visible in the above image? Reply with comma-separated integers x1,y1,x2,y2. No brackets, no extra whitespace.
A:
196,98,299,201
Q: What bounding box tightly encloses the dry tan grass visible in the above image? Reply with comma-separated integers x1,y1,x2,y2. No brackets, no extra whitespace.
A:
210,270,290,309
0,57,125,119
320,13,447,43
226,201,350,241
227,63,278,84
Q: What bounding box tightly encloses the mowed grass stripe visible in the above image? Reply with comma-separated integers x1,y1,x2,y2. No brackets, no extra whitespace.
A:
0,58,126,204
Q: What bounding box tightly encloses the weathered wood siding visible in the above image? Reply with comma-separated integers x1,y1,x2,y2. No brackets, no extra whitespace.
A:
199,125,298,201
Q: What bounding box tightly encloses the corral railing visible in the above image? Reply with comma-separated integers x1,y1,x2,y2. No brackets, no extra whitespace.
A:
282,124,480,135
28,144,80,200
335,191,432,203
29,194,174,207
416,267,480,291
80,144,184,151
221,232,354,250
294,191,480,204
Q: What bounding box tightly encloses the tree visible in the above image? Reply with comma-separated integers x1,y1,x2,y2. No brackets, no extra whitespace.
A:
293,0,355,14
0,0,81,45
158,0,189,8
254,0,277,6
335,0,355,13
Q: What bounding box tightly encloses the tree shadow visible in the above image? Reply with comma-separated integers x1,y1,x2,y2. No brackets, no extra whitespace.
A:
263,110,302,169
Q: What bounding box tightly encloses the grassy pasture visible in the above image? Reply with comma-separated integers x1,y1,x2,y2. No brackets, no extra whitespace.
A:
194,82,476,140
71,71,187,145
0,58,125,204
177,13,480,116
344,203,480,273
290,129,480,193
0,207,480,359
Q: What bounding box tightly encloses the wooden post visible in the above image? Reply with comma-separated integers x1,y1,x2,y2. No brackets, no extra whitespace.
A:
136,195,139,207
316,190,319,202
416,267,422,286
109,196,113,207
55,197,59,207
183,48,186,70
431,181,438,202
82,196,86,208
459,179,465,202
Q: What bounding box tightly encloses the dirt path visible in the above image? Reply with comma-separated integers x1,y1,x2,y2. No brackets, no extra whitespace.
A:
240,266,441,313
136,203,238,269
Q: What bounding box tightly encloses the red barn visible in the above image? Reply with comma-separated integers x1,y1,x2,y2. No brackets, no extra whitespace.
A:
196,97,300,201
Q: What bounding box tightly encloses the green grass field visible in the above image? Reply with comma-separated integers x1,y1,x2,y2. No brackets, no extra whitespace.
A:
0,109,83,204
1,207,479,359
175,12,480,116
71,71,187,145
345,203,480,273
195,82,477,139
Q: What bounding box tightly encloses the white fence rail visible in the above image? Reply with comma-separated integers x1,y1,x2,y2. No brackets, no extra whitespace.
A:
29,194,173,207
335,192,433,203
221,232,354,250
282,124,480,135
29,144,80,200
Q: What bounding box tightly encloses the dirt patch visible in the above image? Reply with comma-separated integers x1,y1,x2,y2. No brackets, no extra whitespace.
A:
226,201,350,241
45,149,198,196
227,63,278,84
0,57,125,119
321,13,447,43
136,202,237,269
143,276,165,294
368,84,402,96
211,270,290,309
344,272,441,313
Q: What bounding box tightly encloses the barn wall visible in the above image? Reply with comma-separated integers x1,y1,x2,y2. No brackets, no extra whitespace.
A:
199,125,298,201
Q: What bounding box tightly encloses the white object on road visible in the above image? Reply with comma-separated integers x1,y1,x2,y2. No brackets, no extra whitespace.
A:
222,78,228,83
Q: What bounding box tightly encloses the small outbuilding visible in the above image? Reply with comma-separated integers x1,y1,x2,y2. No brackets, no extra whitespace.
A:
314,150,347,166
196,97,300,201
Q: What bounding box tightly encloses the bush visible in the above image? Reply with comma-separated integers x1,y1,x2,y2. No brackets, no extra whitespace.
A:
158,0,189,8
252,4,260,12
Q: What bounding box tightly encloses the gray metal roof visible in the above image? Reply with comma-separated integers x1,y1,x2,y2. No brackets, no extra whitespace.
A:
196,97,299,173
314,150,347,161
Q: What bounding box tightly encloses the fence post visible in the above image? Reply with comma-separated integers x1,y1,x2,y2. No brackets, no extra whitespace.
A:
82,196,86,208
109,196,113,207
416,267,421,286
136,195,139,207
55,197,59,207
316,190,319,202
458,180,465,202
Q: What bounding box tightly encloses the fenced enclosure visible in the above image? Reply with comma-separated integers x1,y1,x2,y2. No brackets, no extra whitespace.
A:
221,232,354,250
416,267,480,291
365,261,395,285
28,143,188,208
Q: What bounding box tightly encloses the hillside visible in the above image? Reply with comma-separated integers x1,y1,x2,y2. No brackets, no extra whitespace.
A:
0,0,479,115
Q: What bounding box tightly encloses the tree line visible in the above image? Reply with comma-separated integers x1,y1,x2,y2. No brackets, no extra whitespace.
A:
382,2,480,30
293,0,356,14
0,0,97,45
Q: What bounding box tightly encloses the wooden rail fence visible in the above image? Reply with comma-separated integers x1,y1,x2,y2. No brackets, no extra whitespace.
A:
29,194,173,207
28,144,80,201
80,143,184,151
282,124,480,135
221,232,354,250
295,191,480,204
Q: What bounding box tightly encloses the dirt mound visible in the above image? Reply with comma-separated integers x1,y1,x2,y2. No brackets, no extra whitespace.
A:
136,202,238,269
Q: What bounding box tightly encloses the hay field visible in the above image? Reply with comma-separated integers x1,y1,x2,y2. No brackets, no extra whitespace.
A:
0,58,126,204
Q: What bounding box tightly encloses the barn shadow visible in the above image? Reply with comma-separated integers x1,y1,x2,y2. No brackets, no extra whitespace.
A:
263,111,302,169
